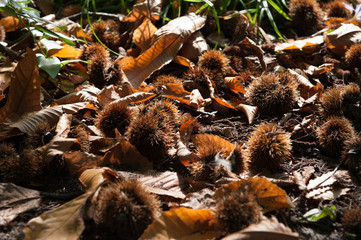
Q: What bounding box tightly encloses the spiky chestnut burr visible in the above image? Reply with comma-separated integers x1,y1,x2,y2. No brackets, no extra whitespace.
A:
341,207,361,235
80,43,109,61
215,188,262,233
87,20,121,52
341,136,361,170
320,87,343,118
96,101,134,138
288,0,325,36
126,103,178,166
345,43,361,71
93,179,160,240
326,0,352,18
245,73,298,116
317,116,355,157
342,83,361,104
153,75,183,93
198,50,230,84
246,122,292,175
144,99,182,126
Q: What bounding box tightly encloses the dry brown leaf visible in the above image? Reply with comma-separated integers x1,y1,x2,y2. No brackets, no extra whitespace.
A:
48,44,82,58
123,13,206,89
239,37,266,72
97,85,122,107
139,207,221,240
303,63,334,76
222,216,299,240
0,48,41,123
0,102,88,136
188,89,205,108
25,192,90,240
113,92,156,105
176,140,200,166
0,57,16,101
181,31,209,61
55,85,100,105
162,83,190,98
287,69,323,100
306,170,351,201
0,183,41,226
235,103,257,125
55,113,72,137
139,171,186,200
101,140,153,171
133,18,158,52
275,36,323,52
172,55,195,68
179,116,198,144
0,16,24,32
79,167,119,191
123,0,162,22
224,77,246,94
326,23,361,56
64,151,100,177
214,177,294,212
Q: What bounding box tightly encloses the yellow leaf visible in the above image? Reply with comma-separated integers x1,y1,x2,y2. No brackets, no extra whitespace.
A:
140,207,221,240
275,36,324,52
0,48,40,123
48,44,82,58
214,177,294,212
224,77,246,94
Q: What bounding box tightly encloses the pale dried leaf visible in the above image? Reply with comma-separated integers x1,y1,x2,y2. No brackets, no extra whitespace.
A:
0,48,40,123
55,85,101,105
123,0,162,22
239,37,266,72
139,207,221,240
0,183,41,226
79,168,111,191
304,63,334,76
25,192,91,240
275,36,323,51
43,136,75,164
222,216,298,240
235,103,257,125
55,113,72,137
5,102,88,134
181,31,209,61
123,13,206,88
113,92,156,105
326,23,361,56
139,171,186,200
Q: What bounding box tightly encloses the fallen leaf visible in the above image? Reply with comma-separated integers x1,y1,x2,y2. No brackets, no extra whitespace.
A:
79,167,119,191
326,23,361,56
139,171,186,200
0,183,41,226
224,77,246,94
172,55,195,68
64,151,100,177
303,63,334,76
133,18,158,52
123,13,206,88
275,36,324,52
113,92,156,105
222,216,298,240
162,83,190,98
181,31,209,61
287,69,323,100
101,140,153,171
239,37,266,72
55,113,72,137
214,177,294,212
123,0,162,22
139,207,221,240
25,193,91,240
55,85,101,105
0,16,24,32
176,140,200,166
48,44,82,58
0,48,41,123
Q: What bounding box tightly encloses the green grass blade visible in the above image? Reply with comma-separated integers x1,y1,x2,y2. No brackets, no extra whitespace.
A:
267,0,290,20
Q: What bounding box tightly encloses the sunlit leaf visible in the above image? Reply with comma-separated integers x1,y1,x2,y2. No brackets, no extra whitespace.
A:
326,23,361,56
48,44,82,58
123,0,162,22
36,54,61,79
140,207,221,240
123,13,206,88
0,16,24,32
275,36,324,51
133,18,158,52
214,177,294,212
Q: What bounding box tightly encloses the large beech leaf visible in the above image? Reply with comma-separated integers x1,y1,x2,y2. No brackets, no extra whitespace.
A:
25,192,91,240
0,183,41,226
140,207,221,240
326,23,361,56
0,48,40,123
214,177,294,212
222,216,298,240
123,13,206,88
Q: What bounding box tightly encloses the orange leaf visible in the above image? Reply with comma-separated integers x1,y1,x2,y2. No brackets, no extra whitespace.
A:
162,83,190,98
275,36,324,52
123,14,206,89
0,48,40,123
173,55,195,68
224,77,246,94
179,116,198,143
48,44,82,58
133,18,158,52
123,0,161,22
64,151,100,177
101,140,153,171
212,97,235,109
214,177,294,212
0,16,24,32
140,207,221,240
